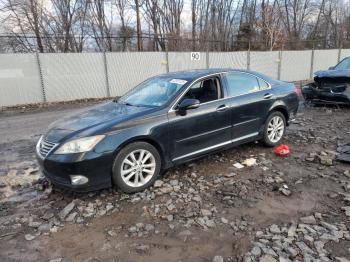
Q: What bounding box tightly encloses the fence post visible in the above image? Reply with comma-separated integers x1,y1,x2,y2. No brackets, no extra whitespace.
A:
103,51,111,97
247,41,251,70
35,51,46,103
277,49,282,80
337,45,342,63
206,49,209,69
165,50,169,73
309,43,315,79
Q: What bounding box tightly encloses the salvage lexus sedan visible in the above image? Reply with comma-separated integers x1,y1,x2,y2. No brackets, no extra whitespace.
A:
36,69,299,193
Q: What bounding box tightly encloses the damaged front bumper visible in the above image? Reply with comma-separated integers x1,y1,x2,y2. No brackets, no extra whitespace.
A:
302,79,350,105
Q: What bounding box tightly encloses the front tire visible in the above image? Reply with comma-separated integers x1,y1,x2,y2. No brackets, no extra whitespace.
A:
112,142,161,193
261,111,286,147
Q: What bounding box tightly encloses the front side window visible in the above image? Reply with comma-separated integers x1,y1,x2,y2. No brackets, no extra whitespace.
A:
335,57,350,70
224,72,260,97
118,77,186,107
181,77,221,104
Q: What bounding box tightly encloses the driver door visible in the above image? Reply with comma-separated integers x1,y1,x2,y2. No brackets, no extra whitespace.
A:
167,75,231,163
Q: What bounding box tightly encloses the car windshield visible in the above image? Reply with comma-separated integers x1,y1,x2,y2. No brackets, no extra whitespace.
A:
118,77,187,107
335,57,350,70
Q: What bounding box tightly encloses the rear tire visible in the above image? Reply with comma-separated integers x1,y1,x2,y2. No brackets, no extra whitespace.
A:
261,111,286,147
112,142,161,193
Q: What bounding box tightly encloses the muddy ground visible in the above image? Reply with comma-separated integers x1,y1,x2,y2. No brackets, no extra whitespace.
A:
0,102,350,262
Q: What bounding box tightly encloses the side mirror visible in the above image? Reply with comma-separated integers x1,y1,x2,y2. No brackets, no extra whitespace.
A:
328,66,335,70
177,98,200,111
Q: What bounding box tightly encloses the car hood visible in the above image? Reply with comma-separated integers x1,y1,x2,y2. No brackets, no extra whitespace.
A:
314,69,350,78
45,101,154,143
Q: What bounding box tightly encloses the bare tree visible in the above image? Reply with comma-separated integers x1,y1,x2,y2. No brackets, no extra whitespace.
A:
258,0,285,50
1,0,350,52
116,0,134,51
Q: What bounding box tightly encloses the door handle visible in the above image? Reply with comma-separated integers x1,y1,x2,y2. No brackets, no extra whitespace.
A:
264,93,273,99
216,105,228,112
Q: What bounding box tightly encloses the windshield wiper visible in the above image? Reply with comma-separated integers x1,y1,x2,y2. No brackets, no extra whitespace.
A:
117,101,139,107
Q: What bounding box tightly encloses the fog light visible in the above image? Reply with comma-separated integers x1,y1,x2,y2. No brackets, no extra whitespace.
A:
70,175,89,185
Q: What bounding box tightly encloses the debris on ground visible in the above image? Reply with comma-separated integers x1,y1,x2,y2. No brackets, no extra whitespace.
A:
244,211,350,261
242,158,257,167
337,143,350,163
279,184,292,196
274,144,290,157
233,162,244,169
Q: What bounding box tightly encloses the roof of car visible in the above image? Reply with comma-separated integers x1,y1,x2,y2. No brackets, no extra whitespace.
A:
159,68,230,81
158,68,279,84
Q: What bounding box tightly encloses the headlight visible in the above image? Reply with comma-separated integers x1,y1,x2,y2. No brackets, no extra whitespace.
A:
54,135,105,154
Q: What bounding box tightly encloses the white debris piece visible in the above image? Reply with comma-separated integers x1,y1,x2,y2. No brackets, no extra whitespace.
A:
242,158,257,167
233,163,244,169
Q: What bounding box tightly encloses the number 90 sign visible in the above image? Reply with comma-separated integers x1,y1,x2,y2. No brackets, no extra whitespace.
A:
191,52,200,61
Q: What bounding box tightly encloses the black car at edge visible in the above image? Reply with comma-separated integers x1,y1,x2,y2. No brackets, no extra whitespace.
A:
36,69,299,193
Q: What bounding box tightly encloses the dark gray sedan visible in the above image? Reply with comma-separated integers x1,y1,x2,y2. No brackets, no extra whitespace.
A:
36,68,299,193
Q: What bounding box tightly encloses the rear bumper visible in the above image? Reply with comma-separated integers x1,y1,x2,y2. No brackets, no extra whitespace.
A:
36,152,113,192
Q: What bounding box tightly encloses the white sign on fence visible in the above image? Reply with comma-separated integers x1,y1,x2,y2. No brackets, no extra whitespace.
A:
191,52,200,61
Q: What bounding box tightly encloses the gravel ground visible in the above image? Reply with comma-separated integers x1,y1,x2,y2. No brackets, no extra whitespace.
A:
0,101,350,262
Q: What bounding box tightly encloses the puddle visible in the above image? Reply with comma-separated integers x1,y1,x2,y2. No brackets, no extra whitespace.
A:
0,168,41,201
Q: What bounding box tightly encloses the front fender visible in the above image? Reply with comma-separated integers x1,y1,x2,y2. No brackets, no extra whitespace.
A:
93,113,170,168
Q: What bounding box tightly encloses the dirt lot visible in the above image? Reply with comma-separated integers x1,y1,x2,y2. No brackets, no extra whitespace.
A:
0,102,350,262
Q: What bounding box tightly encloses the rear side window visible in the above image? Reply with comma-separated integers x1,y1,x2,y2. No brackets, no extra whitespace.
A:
224,72,260,97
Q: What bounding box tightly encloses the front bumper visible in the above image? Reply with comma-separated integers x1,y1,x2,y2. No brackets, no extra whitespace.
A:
36,151,114,192
302,85,350,105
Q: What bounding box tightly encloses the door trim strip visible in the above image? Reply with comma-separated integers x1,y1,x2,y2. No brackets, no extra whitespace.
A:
233,118,260,127
231,132,259,143
176,125,231,143
172,132,259,161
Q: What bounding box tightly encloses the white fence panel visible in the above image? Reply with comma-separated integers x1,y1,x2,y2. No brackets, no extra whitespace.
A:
340,49,350,60
313,49,339,73
40,53,106,102
209,52,247,69
1,49,347,107
250,51,279,79
0,54,42,106
107,52,166,97
168,52,206,72
281,50,312,81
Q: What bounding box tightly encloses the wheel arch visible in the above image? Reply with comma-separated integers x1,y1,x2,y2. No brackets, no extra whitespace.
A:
268,105,290,125
113,135,168,170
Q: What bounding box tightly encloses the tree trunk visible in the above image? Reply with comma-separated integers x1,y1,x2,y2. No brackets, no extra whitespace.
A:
135,0,142,51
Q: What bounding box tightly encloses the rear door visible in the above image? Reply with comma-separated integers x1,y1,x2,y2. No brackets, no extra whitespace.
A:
222,71,275,142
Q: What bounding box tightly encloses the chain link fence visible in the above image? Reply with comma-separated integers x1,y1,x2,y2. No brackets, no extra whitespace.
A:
1,48,350,107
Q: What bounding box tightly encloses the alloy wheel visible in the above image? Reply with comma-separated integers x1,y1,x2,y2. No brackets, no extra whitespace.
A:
267,116,284,143
120,149,156,188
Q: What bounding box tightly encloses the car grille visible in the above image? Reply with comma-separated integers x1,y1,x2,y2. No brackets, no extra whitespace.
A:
38,138,58,158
